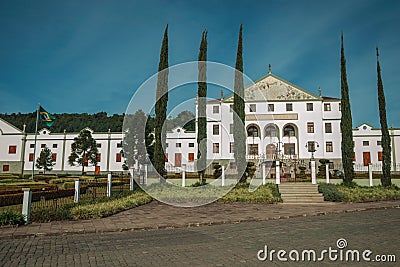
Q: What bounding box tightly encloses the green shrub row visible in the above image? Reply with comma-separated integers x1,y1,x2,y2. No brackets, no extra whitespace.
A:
0,188,76,206
0,210,25,226
220,183,282,203
319,183,400,202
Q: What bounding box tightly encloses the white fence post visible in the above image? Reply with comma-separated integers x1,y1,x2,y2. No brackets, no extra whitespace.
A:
107,173,112,197
275,161,280,185
221,165,225,186
22,188,32,224
325,163,330,184
262,162,266,185
129,168,135,190
311,160,316,184
74,179,80,203
144,164,148,185
182,164,186,187
368,163,373,187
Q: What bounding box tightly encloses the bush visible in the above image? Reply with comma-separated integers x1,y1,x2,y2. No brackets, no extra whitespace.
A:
0,210,25,226
220,183,282,203
318,183,344,202
190,181,208,187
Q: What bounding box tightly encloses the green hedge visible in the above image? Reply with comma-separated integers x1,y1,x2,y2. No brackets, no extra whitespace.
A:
318,183,344,202
0,210,25,226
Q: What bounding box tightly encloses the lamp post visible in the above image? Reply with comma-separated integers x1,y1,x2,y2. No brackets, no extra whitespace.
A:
305,141,319,160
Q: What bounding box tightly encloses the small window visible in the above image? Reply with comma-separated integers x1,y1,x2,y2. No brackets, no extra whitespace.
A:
326,142,333,152
307,141,316,152
116,153,122,162
377,140,382,146
188,143,194,147
97,143,102,148
29,153,34,162
213,106,219,114
247,126,259,137
378,151,383,161
229,104,233,112
306,103,313,111
96,153,101,162
229,124,233,134
213,124,220,135
307,122,314,133
53,144,58,149
3,165,9,172
117,142,123,148
286,103,293,111
230,142,234,153
324,103,331,111
325,123,332,133
41,144,46,148
268,104,274,112
30,144,35,149
52,153,57,162
284,143,295,155
249,104,256,112
363,141,369,146
248,144,258,155
176,143,181,148
213,143,220,153
188,153,195,162
8,146,16,154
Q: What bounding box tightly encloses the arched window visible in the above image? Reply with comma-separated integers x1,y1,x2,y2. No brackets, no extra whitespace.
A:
265,125,277,137
283,125,295,137
247,126,259,137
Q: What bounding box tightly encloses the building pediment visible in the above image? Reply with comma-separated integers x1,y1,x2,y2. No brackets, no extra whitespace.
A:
224,73,320,102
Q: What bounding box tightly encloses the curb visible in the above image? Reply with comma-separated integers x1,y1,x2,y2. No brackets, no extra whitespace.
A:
1,202,399,240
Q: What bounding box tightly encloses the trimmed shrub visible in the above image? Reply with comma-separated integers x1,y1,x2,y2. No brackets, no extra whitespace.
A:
0,210,25,226
318,183,344,202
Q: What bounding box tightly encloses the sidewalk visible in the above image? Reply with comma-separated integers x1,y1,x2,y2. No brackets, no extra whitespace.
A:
1,200,399,240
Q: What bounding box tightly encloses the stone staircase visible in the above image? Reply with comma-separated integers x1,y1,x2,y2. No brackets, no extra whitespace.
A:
278,183,325,203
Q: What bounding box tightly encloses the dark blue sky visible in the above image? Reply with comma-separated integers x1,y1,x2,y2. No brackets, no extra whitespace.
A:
0,0,399,128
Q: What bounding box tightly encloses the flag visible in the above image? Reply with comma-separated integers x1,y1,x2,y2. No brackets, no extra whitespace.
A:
39,106,55,127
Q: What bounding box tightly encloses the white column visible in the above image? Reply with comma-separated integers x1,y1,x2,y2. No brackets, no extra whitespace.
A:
22,188,32,224
368,163,373,187
182,164,186,187
107,173,112,197
129,168,135,190
311,160,316,184
144,164,148,185
325,163,330,184
221,165,225,186
74,179,80,203
275,161,280,185
262,163,266,185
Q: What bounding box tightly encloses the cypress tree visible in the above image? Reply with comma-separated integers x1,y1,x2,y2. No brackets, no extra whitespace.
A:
340,33,355,186
233,24,247,183
197,30,208,183
154,25,169,177
376,47,392,186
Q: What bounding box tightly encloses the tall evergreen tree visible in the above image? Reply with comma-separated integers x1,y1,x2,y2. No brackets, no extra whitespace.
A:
154,25,169,177
68,129,98,175
197,30,208,183
233,24,247,183
376,47,392,186
36,146,54,174
340,33,355,186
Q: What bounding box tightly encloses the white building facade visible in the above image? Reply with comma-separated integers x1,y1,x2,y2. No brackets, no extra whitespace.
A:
1,72,400,175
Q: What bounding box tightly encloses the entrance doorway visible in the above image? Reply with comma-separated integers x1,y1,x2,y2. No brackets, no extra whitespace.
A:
175,153,182,167
363,152,371,166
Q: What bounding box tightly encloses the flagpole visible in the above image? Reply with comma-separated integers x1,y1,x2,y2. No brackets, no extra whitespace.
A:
31,103,40,180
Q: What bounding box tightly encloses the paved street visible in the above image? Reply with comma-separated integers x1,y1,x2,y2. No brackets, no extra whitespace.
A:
1,208,399,267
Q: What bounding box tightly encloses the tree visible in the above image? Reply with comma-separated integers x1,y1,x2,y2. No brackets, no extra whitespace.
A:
233,24,247,183
340,33,355,186
376,47,392,186
197,30,208,183
68,129,98,175
153,25,169,177
35,146,54,174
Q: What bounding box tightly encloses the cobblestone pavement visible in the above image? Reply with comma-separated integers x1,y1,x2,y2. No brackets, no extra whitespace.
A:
1,200,400,240
1,208,399,266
